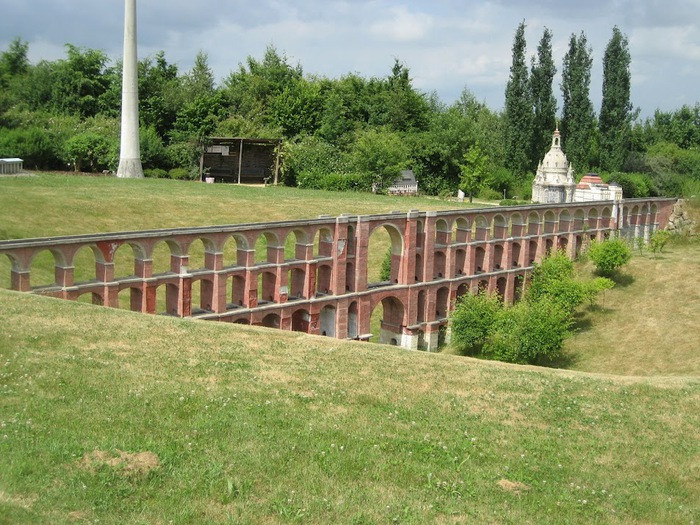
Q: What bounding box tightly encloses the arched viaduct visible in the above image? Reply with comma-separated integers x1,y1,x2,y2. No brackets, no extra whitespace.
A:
0,198,675,350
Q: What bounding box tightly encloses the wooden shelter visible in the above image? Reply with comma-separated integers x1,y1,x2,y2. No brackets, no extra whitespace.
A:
200,138,282,184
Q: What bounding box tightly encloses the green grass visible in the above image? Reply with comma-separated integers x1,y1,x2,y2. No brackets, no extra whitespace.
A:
1,289,698,524
1,174,699,523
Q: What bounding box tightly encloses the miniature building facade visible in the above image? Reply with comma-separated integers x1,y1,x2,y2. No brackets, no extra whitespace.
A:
532,129,622,203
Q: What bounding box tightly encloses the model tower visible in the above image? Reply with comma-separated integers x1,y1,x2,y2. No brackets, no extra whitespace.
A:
116,0,144,178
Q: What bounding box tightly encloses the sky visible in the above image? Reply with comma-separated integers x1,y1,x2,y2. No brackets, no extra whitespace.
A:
1,0,699,119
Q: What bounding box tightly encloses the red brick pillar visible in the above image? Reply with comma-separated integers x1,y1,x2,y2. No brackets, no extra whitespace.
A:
331,217,349,295
423,212,436,280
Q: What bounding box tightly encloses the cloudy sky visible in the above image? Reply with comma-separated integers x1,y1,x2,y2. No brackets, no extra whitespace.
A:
1,0,699,118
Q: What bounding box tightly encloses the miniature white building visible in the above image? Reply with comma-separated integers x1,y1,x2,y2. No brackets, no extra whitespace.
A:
532,128,576,203
532,128,622,203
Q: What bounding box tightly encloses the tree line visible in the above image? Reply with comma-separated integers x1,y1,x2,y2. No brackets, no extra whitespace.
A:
0,24,699,198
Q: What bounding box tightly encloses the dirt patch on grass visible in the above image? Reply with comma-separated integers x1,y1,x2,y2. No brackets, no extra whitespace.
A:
497,479,530,494
79,449,160,477
0,490,36,509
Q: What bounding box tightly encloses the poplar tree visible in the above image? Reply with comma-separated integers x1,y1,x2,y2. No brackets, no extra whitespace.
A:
504,21,533,179
561,32,596,172
530,28,557,168
599,26,635,172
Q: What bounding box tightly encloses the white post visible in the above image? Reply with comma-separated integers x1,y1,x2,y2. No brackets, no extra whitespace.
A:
116,0,144,178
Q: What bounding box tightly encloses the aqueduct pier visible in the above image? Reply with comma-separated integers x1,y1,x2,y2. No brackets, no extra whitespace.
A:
0,198,675,350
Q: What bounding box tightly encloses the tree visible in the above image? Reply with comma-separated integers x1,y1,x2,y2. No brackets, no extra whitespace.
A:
587,238,632,276
350,127,410,191
599,27,635,172
450,292,502,355
561,32,596,171
504,21,533,179
0,37,29,83
458,144,488,203
530,28,557,168
184,51,215,99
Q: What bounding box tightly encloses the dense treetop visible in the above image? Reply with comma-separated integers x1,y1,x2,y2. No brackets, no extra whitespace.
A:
1,28,699,198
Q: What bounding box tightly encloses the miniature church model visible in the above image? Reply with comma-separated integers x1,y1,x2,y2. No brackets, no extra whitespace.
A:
531,127,576,203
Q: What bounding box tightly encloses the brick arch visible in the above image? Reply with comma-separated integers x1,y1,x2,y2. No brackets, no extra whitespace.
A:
473,215,489,241
492,214,508,239
369,294,406,346
510,212,525,236
315,227,334,257
527,211,541,235
452,216,470,243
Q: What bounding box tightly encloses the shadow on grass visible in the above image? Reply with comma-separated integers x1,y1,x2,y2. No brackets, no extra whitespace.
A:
541,351,580,370
610,272,635,287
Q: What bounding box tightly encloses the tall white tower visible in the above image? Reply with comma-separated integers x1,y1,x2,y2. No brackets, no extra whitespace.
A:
116,0,144,178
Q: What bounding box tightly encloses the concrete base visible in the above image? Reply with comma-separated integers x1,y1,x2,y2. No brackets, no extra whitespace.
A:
116,157,144,179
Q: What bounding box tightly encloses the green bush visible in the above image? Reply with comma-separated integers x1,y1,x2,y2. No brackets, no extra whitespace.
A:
477,187,502,201
143,168,168,179
296,171,372,192
587,238,632,276
168,168,193,180
483,296,572,365
450,292,502,355
499,199,530,206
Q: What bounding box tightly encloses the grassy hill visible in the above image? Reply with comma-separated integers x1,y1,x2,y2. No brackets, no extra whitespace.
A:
1,174,699,523
1,289,698,524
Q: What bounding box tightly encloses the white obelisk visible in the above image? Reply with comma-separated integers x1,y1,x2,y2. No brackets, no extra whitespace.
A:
116,0,144,178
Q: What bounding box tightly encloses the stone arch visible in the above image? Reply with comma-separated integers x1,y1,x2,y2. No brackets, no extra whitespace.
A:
559,209,572,232
286,229,310,261
228,274,246,307
573,209,585,230
493,243,505,270
72,245,98,284
473,215,489,241
254,231,281,265
29,249,60,288
222,235,243,268
367,223,404,285
347,224,357,256
587,208,599,230
433,251,447,279
316,264,332,295
258,270,277,303
315,227,334,258
113,242,145,279
261,313,281,329
527,211,541,235
434,218,450,246
474,246,486,273
291,308,311,332
543,210,556,234
150,240,174,275
510,213,525,237
496,276,507,300
492,214,508,239
320,305,336,337
416,289,426,323
348,301,359,339
511,242,522,267
288,267,306,299
601,207,612,228
370,295,405,345
345,261,355,292
187,237,218,272
436,287,450,318
452,217,470,244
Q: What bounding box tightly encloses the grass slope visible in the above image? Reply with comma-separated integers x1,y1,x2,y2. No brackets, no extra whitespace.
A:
1,290,699,524
563,242,700,376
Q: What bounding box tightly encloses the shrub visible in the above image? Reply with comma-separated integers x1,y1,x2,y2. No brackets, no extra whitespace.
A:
450,292,502,355
587,238,632,276
143,168,168,179
527,251,585,314
649,230,672,255
483,296,572,365
168,168,192,180
477,187,502,201
296,171,372,192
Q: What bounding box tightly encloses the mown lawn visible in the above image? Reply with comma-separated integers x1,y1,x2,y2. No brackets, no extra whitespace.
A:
0,290,698,524
1,174,699,523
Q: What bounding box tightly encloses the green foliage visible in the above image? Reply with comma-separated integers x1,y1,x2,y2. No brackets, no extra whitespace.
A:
350,127,410,192
296,171,372,192
484,296,572,364
605,172,656,198
599,27,635,172
144,168,168,179
62,132,112,172
527,250,586,314
587,238,632,276
530,28,558,169
0,126,56,169
561,32,596,171
503,21,533,178
450,292,502,354
168,167,193,180
458,144,489,202
379,248,392,282
139,126,166,169
649,230,672,255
